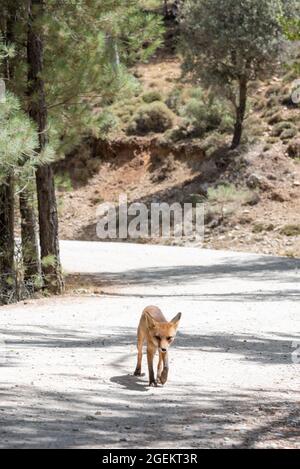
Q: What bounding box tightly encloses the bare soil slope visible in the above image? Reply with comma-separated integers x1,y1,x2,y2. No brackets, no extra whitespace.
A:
56,57,300,257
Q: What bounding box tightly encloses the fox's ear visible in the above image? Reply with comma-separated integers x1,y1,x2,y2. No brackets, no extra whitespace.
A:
145,312,157,329
170,312,182,328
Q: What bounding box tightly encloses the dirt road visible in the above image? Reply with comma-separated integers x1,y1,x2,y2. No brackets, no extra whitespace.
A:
0,242,299,448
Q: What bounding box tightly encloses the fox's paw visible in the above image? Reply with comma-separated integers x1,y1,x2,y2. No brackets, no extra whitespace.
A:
149,380,158,387
160,368,169,385
134,368,144,377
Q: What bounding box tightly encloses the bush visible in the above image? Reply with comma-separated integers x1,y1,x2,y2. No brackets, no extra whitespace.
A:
180,96,234,138
207,184,253,206
206,184,254,219
165,88,182,113
280,224,300,236
271,121,296,137
267,111,285,125
142,90,162,103
126,102,174,136
200,132,226,156
164,124,191,142
55,173,73,192
280,128,297,141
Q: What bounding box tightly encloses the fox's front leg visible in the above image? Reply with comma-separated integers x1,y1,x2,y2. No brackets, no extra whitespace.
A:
160,351,169,385
134,328,144,376
157,352,163,383
147,347,157,386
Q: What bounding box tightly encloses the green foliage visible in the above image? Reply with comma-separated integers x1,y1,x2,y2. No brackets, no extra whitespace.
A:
181,0,286,86
127,101,174,135
271,121,297,137
96,111,120,138
1,0,164,156
165,88,183,112
180,0,289,146
280,128,297,141
280,224,300,236
41,254,57,268
142,90,163,103
207,183,254,218
281,18,300,40
281,17,300,74
180,96,234,137
140,0,162,9
55,173,73,192
0,92,38,184
200,132,227,156
207,184,252,205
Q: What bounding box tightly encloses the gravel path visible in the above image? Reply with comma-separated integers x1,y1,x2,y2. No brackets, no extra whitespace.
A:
0,241,299,448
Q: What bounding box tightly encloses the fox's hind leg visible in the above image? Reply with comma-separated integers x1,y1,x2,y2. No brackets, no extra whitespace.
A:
134,326,145,376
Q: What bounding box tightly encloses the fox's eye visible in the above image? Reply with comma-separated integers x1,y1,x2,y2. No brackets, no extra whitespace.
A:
155,335,160,341
167,336,173,341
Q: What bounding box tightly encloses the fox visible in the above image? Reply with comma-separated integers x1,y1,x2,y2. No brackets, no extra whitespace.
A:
134,305,182,387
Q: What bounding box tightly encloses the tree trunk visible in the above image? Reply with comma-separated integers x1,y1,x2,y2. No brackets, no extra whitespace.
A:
231,77,248,149
5,1,41,293
0,5,18,304
163,1,169,17
19,188,40,290
27,0,64,293
0,175,15,304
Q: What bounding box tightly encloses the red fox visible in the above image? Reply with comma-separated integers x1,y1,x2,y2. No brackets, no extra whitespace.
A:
134,305,182,387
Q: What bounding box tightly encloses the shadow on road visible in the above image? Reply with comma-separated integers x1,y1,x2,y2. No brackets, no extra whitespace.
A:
66,255,300,295
1,326,299,367
110,374,149,392
0,383,299,448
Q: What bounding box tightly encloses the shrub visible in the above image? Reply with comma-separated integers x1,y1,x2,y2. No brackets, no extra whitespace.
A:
206,183,254,220
55,173,73,192
142,90,162,103
267,111,285,125
164,124,191,142
187,87,205,101
200,132,226,156
280,128,297,141
165,88,182,113
271,121,296,137
180,96,234,137
126,102,174,135
280,224,300,236
207,184,253,206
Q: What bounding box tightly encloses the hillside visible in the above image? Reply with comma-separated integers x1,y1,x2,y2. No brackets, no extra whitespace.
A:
55,42,300,258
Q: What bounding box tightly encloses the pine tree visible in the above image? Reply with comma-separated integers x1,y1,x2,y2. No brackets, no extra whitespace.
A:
1,0,164,300
3,0,41,291
27,0,64,294
0,91,38,304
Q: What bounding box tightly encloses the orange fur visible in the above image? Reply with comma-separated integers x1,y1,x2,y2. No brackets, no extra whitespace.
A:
134,305,181,386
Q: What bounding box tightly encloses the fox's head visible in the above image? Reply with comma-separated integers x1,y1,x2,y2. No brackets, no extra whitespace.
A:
145,312,182,353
